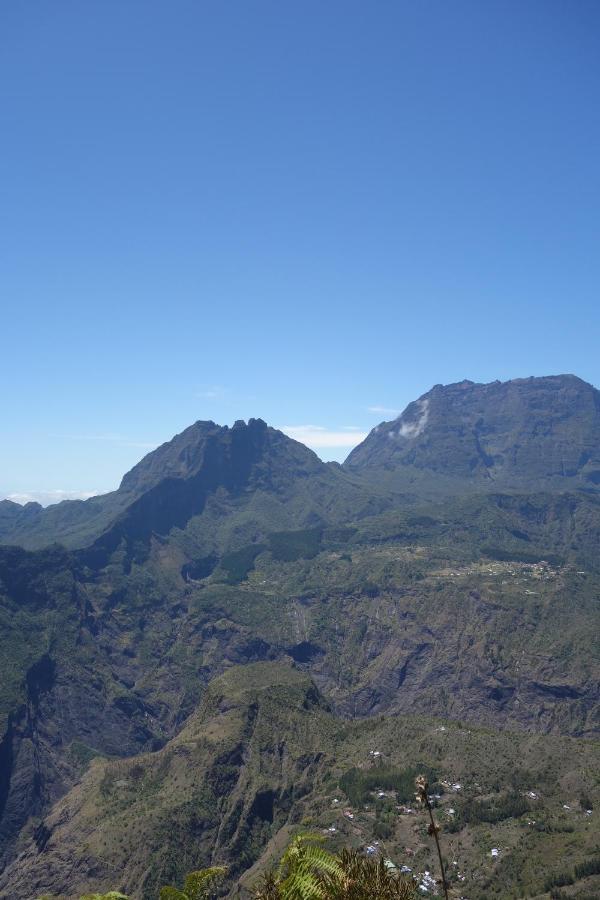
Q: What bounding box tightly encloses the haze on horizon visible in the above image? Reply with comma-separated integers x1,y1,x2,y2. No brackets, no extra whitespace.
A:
2,1,600,502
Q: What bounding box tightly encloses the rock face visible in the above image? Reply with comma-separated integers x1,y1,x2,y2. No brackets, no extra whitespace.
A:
119,418,324,494
0,663,334,900
345,375,600,491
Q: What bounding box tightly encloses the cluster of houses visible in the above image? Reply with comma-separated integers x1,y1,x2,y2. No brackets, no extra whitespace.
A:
323,756,558,895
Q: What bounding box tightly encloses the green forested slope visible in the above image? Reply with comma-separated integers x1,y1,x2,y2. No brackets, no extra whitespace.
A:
1,663,597,900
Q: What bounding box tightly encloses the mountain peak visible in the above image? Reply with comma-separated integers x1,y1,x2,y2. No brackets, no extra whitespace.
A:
345,374,600,491
119,417,275,495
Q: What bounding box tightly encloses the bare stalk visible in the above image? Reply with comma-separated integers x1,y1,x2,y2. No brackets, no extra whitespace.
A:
415,775,449,900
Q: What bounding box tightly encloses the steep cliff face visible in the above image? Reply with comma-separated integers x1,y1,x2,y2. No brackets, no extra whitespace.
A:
0,547,167,869
118,417,326,494
345,376,600,492
0,664,335,900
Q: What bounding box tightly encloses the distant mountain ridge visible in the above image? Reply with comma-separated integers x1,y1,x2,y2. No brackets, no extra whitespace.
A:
0,418,379,551
345,374,600,492
3,375,600,550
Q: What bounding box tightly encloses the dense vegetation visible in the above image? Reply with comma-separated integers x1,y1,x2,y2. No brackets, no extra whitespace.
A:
339,765,437,807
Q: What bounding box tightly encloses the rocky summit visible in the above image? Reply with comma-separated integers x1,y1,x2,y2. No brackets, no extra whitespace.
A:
0,375,599,900
345,375,600,493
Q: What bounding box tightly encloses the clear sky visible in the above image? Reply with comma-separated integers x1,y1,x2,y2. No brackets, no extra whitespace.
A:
2,1,600,504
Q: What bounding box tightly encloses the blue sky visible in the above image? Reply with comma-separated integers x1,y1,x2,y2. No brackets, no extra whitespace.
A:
2,1,600,503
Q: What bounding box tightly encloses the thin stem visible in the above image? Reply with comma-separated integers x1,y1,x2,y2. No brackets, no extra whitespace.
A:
424,796,449,900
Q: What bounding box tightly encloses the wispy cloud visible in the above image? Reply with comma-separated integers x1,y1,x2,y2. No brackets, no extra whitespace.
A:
2,489,100,507
279,425,368,448
196,385,229,400
368,405,400,417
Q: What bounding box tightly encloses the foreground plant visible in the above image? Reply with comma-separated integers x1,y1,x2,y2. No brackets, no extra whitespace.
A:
159,866,227,900
254,834,416,899
254,833,342,899
319,849,416,899
415,774,449,900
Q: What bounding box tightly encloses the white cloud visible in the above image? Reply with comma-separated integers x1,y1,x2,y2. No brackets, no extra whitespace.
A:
2,489,100,507
368,405,400,417
279,425,368,448
393,399,430,439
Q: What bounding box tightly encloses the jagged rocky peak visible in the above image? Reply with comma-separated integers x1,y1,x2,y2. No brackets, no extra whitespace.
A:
0,418,339,551
119,416,324,496
345,374,600,488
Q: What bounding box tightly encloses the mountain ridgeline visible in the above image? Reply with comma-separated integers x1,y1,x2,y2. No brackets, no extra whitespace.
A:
0,418,382,553
0,375,599,900
346,375,600,492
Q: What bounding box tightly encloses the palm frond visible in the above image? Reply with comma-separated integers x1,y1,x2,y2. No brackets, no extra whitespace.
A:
294,845,342,877
279,870,325,900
